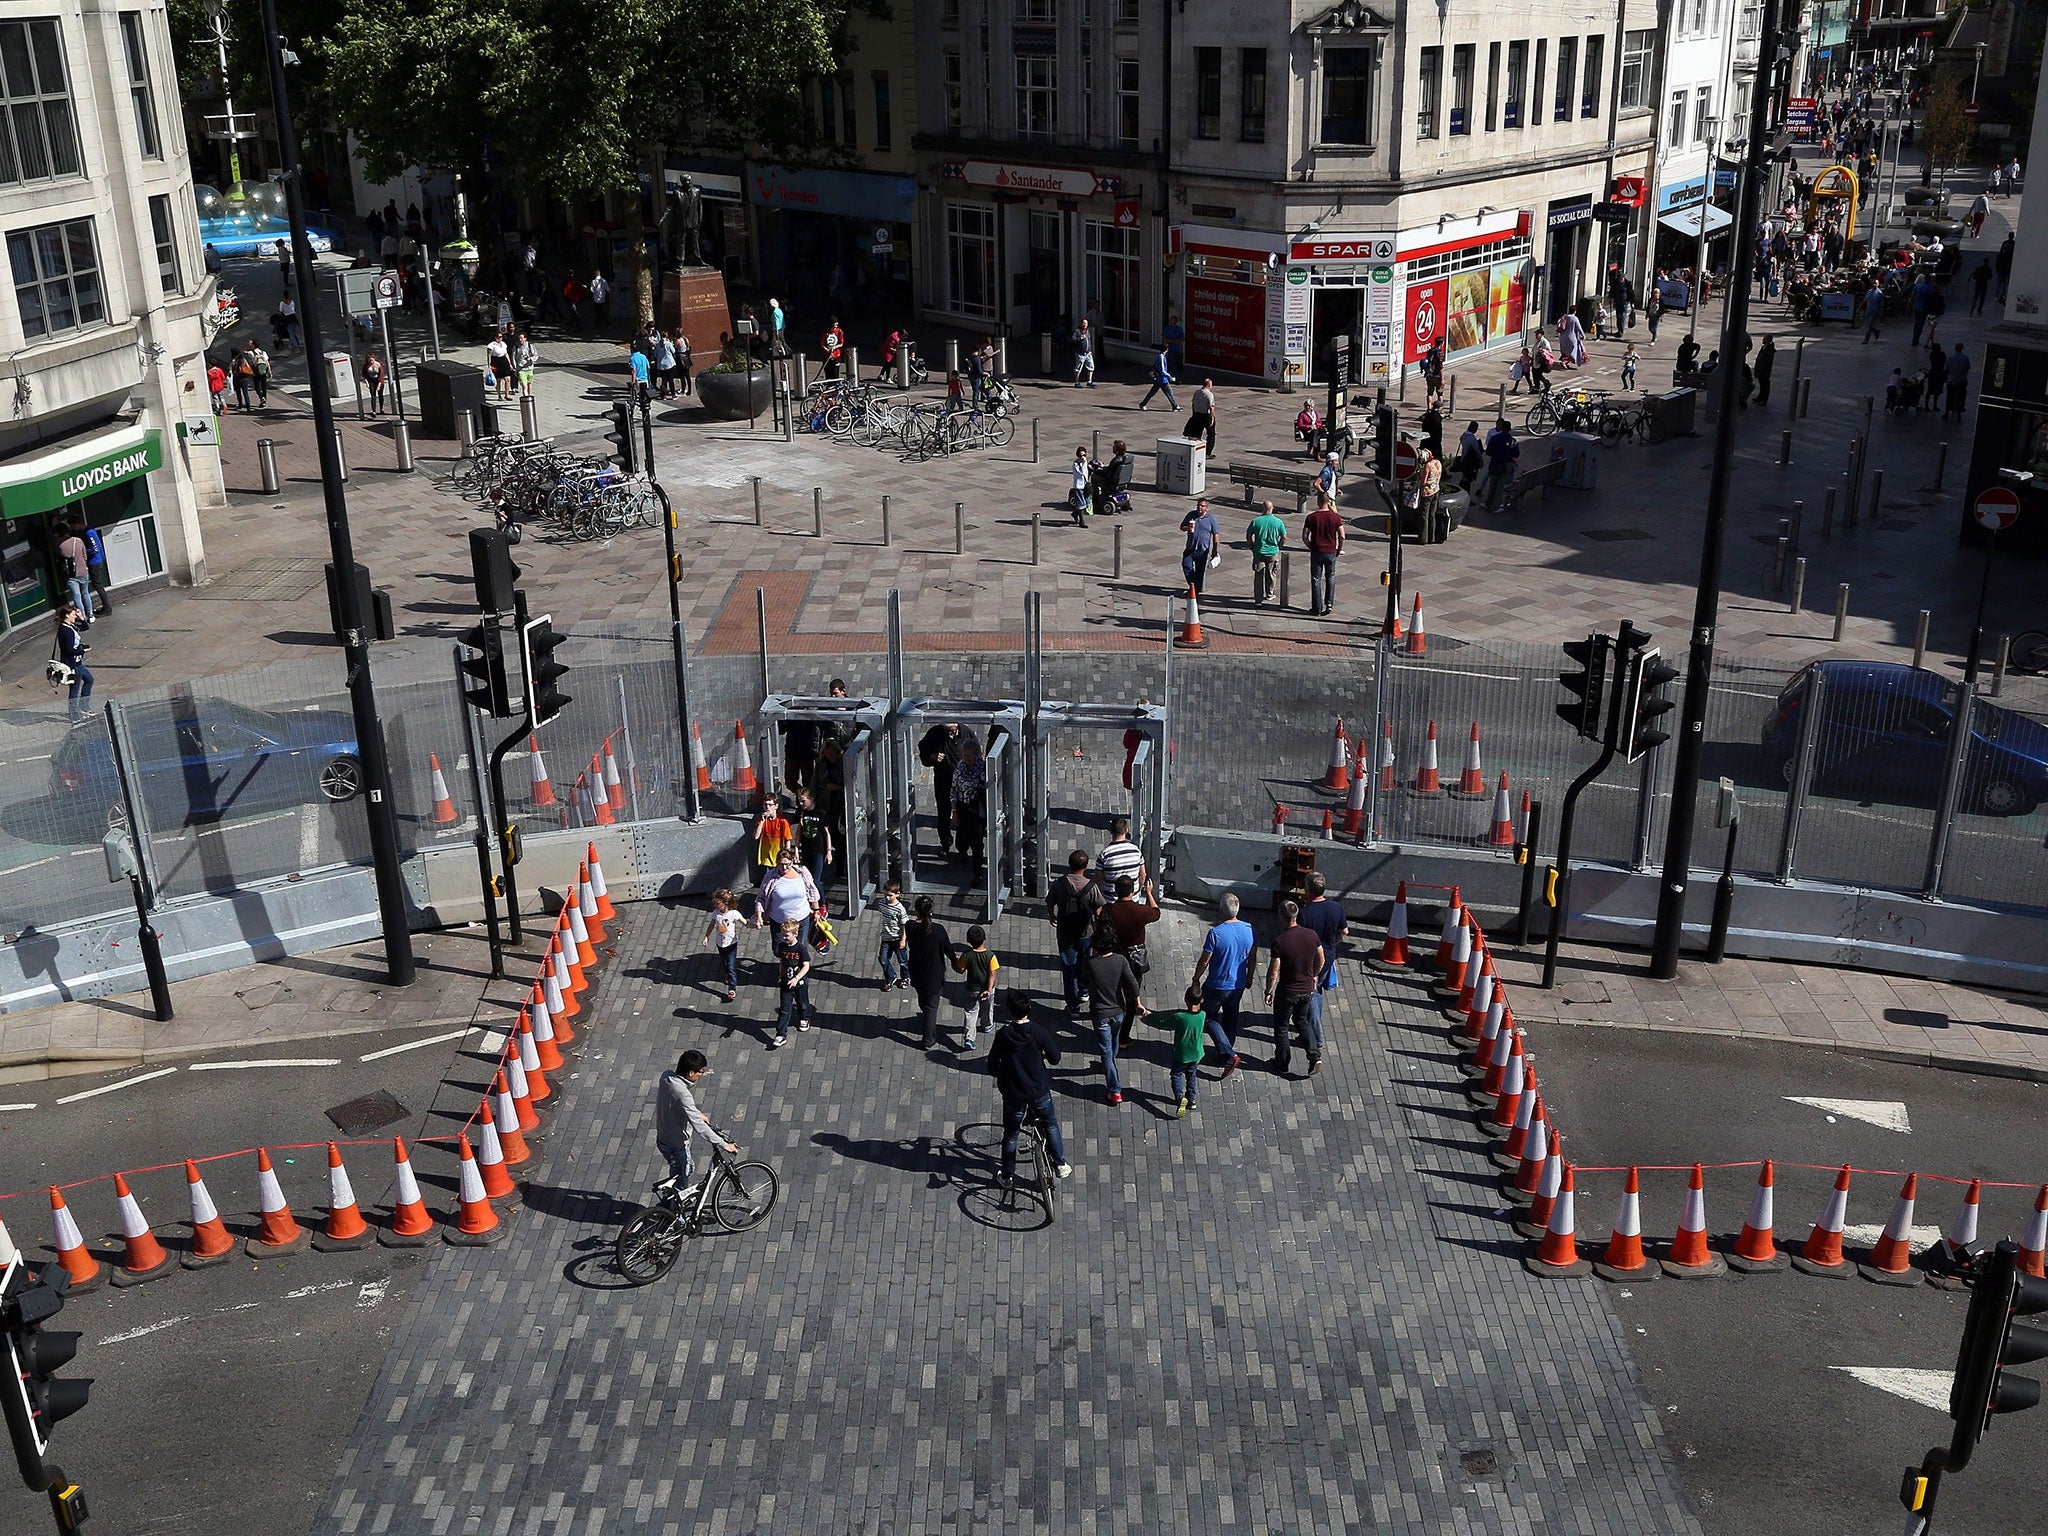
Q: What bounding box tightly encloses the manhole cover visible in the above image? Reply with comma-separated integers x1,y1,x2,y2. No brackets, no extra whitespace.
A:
1578,527,1652,542
1560,980,1611,1006
326,1089,408,1137
191,557,329,603
1459,1447,1500,1478
235,980,293,1011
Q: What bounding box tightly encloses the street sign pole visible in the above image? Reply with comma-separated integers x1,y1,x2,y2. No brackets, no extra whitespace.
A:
1923,490,2016,896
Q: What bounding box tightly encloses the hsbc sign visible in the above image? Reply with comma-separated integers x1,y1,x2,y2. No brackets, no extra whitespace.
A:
1291,235,1396,262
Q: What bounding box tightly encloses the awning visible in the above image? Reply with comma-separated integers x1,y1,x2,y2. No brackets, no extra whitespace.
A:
0,423,161,521
1658,204,1734,239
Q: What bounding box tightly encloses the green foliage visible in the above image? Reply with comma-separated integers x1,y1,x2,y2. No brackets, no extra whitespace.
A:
1920,70,1974,177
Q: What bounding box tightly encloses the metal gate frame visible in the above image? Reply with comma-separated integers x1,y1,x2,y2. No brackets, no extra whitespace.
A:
757,695,891,907
1023,701,1167,900
891,699,1025,919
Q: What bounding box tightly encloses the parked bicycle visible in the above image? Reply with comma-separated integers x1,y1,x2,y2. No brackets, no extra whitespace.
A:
1524,389,1605,437
1594,397,1670,447
613,1138,779,1285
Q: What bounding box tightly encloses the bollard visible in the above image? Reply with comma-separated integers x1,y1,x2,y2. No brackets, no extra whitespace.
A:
847,346,860,382
1822,484,1836,535
1933,440,1948,491
896,346,910,390
881,494,891,547
780,388,793,441
1833,583,1849,641
334,426,349,482
1798,375,1813,419
393,418,414,473
1868,467,1884,523
1844,445,1860,526
1113,523,1123,579
1912,609,1930,671
1496,382,1507,417
1039,331,1053,374
1031,514,1041,567
458,410,476,459
1789,499,1804,554
1780,428,1793,466
795,352,808,395
996,336,1008,379
1992,634,2010,697
1092,429,1100,463
752,476,763,526
520,394,539,441
1772,536,1788,592
1031,417,1039,463
1787,336,1805,419
1789,557,1807,614
1448,375,1457,414
813,486,823,539
257,437,281,493
955,501,965,556
946,338,960,381
1278,551,1292,610
1399,366,1409,402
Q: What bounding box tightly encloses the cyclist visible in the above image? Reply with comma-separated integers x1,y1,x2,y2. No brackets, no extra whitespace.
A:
655,1050,737,1200
988,991,1073,1186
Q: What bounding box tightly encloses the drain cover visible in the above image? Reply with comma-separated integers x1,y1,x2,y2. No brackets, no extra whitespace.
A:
1459,1447,1500,1477
235,980,293,1011
326,1089,408,1137
1579,527,1652,542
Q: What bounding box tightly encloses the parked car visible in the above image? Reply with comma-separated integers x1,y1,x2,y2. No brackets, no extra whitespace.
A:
1761,660,2048,817
52,699,362,829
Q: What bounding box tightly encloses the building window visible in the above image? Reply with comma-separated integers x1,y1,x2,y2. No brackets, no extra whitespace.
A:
147,193,178,294
944,50,962,129
1619,29,1652,111
120,14,161,160
1083,220,1139,341
8,218,103,340
1504,41,1526,129
1448,44,1473,135
0,20,82,186
1194,47,1221,139
1694,85,1713,144
841,74,857,145
1531,41,1546,129
1016,56,1056,140
1581,34,1603,118
1666,89,1686,149
1116,56,1140,147
1690,0,1707,32
1554,37,1575,123
1416,47,1441,139
819,77,836,142
1239,47,1267,142
1021,0,1054,18
945,202,996,319
873,72,892,149
942,0,959,21
1320,46,1373,145
1485,42,1500,132
1116,0,1138,20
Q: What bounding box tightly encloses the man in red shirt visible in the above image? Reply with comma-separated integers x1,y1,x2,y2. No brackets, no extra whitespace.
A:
1302,496,1345,617
1263,900,1326,1075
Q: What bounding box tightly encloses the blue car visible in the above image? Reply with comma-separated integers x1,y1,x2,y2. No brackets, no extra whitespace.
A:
53,699,362,829
1761,660,2048,818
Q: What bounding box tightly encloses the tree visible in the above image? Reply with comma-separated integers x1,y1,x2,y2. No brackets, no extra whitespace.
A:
1919,72,1973,188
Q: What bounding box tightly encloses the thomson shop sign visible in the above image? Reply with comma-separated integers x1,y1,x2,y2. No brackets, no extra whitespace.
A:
0,426,163,520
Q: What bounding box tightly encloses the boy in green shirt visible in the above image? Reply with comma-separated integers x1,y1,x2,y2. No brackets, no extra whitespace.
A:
1245,500,1287,606
1158,984,1210,1116
957,924,1001,1051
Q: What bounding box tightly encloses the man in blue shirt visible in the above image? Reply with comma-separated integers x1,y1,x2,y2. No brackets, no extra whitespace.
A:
1162,312,1185,375
1299,874,1347,1034
1179,498,1219,595
1138,345,1177,411
1191,895,1251,1076
628,346,652,408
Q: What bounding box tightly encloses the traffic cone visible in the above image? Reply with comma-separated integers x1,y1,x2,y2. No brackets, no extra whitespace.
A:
1433,888,1463,969
1319,808,1334,840
1371,881,1411,969
553,929,584,1013
182,1160,235,1268
1489,773,1516,847
602,736,626,813
1377,720,1397,793
1491,1061,1540,1169
529,987,566,1071
1526,1164,1592,1277
314,1143,374,1252
2019,1186,2048,1279
1480,1032,1526,1135
567,883,598,970
1458,967,1494,1042
1518,788,1534,848
731,722,757,796
1661,1163,1727,1278
444,1135,505,1247
474,1103,518,1199
1929,1178,1984,1291
1440,913,1472,997
1516,1131,1565,1238
246,1148,309,1256
1727,1160,1788,1273
1404,593,1427,655
505,1052,542,1134
1412,720,1443,794
1503,1094,1550,1202
1180,584,1207,647
578,862,608,945
1859,1174,1922,1286
1342,766,1367,838
586,841,617,922
691,722,713,793
527,735,556,808
1792,1164,1855,1278
543,948,577,1041
1463,994,1504,1080
109,1173,175,1286
1383,590,1404,642
428,752,459,825
380,1138,435,1247
1594,1168,1659,1282
560,908,589,993
1455,722,1486,796
46,1188,103,1291
516,1009,552,1103
588,754,616,826
490,1074,532,1166
1323,718,1351,791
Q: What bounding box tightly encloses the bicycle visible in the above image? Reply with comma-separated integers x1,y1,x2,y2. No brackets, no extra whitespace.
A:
1524,389,1605,437
613,1140,780,1285
998,1113,1056,1220
2008,631,2048,675
1595,397,1669,447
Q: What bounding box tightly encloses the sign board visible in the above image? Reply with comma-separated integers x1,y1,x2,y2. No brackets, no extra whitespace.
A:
1368,322,1391,353
1964,102,1981,120
374,272,403,310
0,427,162,520
1367,280,1395,322
1974,485,2021,530
1366,358,1390,379
1393,439,1419,480
1819,292,1857,322
1290,235,1396,262
873,225,892,245
338,268,379,317
958,160,1099,197
871,242,894,255
1284,269,1311,324
183,414,218,447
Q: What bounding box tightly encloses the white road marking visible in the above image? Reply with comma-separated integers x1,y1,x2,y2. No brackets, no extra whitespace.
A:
55,1067,177,1103
1832,1367,1952,1412
1841,1223,1945,1251
357,1279,388,1309
283,1279,354,1300
186,1058,341,1071
1785,1097,1912,1133
358,1028,470,1061
0,1102,36,1112
298,803,321,868
15,753,50,762
98,1316,187,1346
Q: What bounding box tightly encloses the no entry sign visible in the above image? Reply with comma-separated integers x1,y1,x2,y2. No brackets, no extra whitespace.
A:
1394,439,1419,481
1974,485,2020,531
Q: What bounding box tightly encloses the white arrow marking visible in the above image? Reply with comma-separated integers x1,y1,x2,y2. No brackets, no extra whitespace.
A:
1832,1367,1952,1412
1785,1097,1913,1133
1841,1223,1945,1251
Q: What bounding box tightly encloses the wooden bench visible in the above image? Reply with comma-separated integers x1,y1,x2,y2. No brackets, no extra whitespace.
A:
1226,461,1324,512
1498,457,1567,514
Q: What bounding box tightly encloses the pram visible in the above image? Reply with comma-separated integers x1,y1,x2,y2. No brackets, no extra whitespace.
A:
1885,371,1928,414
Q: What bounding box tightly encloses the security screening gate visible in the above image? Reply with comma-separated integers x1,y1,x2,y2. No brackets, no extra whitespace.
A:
756,695,890,906
1022,701,1167,900
891,700,1025,919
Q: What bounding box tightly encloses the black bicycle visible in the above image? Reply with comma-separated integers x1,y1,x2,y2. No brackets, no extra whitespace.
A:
613,1139,779,1285
999,1115,1057,1220
2009,630,2048,675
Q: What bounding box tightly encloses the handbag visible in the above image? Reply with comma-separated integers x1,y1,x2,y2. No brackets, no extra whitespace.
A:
45,634,72,691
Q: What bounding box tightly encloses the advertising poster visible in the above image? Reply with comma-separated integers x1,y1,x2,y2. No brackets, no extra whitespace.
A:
1184,278,1266,374
1446,269,1492,356
1404,278,1447,363
1487,260,1527,337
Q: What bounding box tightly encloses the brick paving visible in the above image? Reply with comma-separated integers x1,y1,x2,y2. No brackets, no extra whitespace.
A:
312,897,1703,1535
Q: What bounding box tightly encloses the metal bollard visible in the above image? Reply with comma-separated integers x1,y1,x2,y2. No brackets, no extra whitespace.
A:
813,487,823,538
955,502,965,556
257,437,280,493
896,347,910,390
1833,583,1850,641
847,346,860,382
946,338,960,380
1113,523,1123,579
520,394,539,440
882,495,892,547
1993,635,2011,697
1912,609,1930,671
753,476,763,526
1787,336,1805,419
1868,467,1884,523
1789,557,1807,614
1031,514,1041,567
1092,429,1100,463
1780,428,1793,466
780,388,793,441
458,411,476,459
1031,418,1039,463
1039,332,1052,374
996,336,1008,379
1448,376,1457,414
393,418,414,473
1822,484,1836,535
1496,382,1507,417
1278,551,1292,610
333,426,349,482
1399,366,1409,402
1933,440,1948,491
795,353,809,395
1772,536,1789,592
1789,499,1804,553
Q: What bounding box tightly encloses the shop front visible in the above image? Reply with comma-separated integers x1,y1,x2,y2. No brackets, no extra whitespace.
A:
1655,174,1733,297
1170,225,1291,383
0,423,165,635
748,163,918,321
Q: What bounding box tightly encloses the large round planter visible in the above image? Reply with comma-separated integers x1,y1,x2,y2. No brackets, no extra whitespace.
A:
697,367,773,421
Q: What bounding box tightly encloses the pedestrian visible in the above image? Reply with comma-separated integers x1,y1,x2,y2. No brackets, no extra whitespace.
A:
1558,308,1586,367
588,269,611,331
54,602,90,723
1187,378,1218,455
953,924,1000,1051
951,731,988,865
795,786,832,904
1072,318,1096,387
1178,497,1220,596
79,519,112,616
515,332,538,398
905,896,953,1050
362,349,387,414
918,720,963,854
1753,334,1776,406
1298,873,1347,1038
1970,190,1990,237
675,330,693,396
487,329,514,401
988,991,1072,1184
1096,815,1147,891
702,888,742,1002
654,1050,737,1195
2006,157,2022,196
628,343,652,408
1419,403,1444,461
1262,899,1325,1076
1621,341,1639,392
769,918,813,1049
1481,418,1520,512
230,346,254,412
1316,451,1341,504
1909,274,1935,346
207,359,228,414
1245,497,1286,606
1138,342,1177,410
869,879,909,990
1093,439,1132,517
1970,258,1993,315
1189,893,1251,1074
1925,342,1947,413
1159,985,1211,1117
768,297,787,356
1162,310,1185,375
1456,420,1484,491
1943,342,1972,422
1046,847,1106,1014
1303,493,1344,616
821,316,845,379
1863,276,1884,344
753,789,795,873
1084,927,1142,1105
1646,289,1663,343
56,521,93,624
1100,872,1161,1040
754,849,821,955
651,328,676,399
1925,283,1947,347
1070,445,1095,524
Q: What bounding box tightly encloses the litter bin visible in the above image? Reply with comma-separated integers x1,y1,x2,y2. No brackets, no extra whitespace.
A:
415,358,487,439
1155,436,1207,495
323,351,356,400
1649,387,1698,439
1554,431,1601,490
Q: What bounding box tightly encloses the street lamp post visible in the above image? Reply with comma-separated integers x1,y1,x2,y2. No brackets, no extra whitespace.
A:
260,0,415,986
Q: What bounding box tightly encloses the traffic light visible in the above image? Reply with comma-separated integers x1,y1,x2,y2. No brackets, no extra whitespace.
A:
323,561,395,642
1946,1241,2048,1470
606,401,637,472
520,614,571,728
468,528,521,614
1372,403,1397,479
458,623,515,719
1557,631,1613,740
1617,645,1681,762
1,1225,89,1493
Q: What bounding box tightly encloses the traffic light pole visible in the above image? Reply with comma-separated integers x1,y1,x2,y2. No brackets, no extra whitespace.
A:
261,0,414,986
642,400,701,822
1541,738,1617,989
487,590,535,946
1649,0,1786,979
455,639,506,979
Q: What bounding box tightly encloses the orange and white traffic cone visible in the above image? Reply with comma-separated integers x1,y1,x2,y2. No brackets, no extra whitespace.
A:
2019,1186,2048,1279
527,735,556,808
691,722,714,794
1491,1060,1540,1168
602,736,626,814
516,1009,552,1104
443,1135,505,1247
1433,887,1464,969
1455,722,1486,796
1661,1163,1727,1279
474,1104,519,1199
1383,589,1405,642
428,752,459,825
1504,1094,1550,1202
1180,584,1207,647
586,841,617,922
731,722,757,796
1792,1164,1855,1278
46,1188,103,1291
1930,1178,1984,1290
1516,1131,1565,1238
1489,773,1516,847
1377,721,1397,794
559,909,589,994
578,862,608,946
1342,766,1367,839
1371,881,1411,969
1412,720,1443,794
505,1052,542,1135
109,1173,175,1286
1526,1163,1592,1277
567,882,598,970
1480,1032,1526,1135
380,1137,435,1248
491,1074,532,1166
545,943,578,1038
182,1159,235,1269
1464,994,1504,1079
1459,968,1494,1043
1404,593,1427,655
553,930,584,1012
1859,1174,1921,1286
529,987,566,1071
1439,913,1472,997
1594,1168,1658,1282
1518,788,1534,848
588,754,616,826
246,1148,309,1257
314,1143,374,1252
1320,808,1334,840
1323,718,1351,791
1727,1160,1788,1273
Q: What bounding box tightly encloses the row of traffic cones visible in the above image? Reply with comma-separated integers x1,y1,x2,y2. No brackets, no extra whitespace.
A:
1173,586,1429,654
1311,720,1523,847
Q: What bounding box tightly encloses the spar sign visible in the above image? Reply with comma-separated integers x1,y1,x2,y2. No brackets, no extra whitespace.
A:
0,428,163,520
